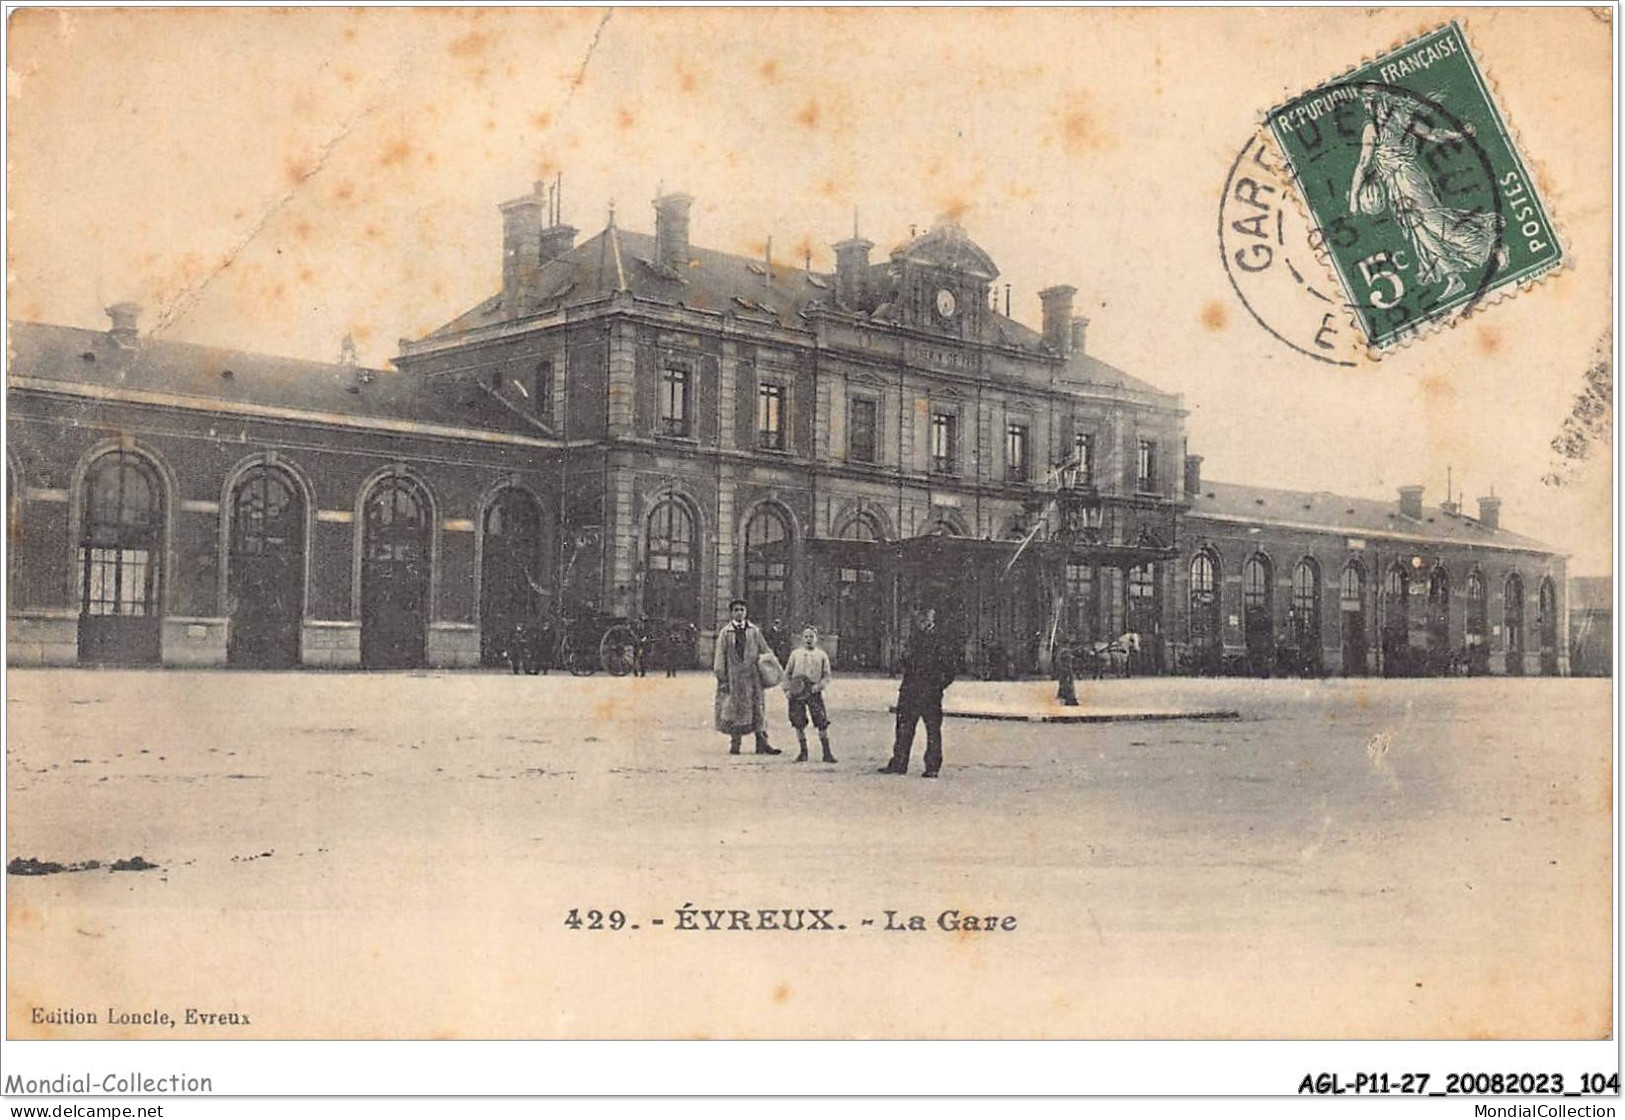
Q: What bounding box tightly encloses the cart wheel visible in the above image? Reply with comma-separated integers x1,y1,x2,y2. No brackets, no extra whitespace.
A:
601,626,638,677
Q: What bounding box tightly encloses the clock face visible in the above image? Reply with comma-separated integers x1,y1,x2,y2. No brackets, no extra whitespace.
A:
935,288,957,318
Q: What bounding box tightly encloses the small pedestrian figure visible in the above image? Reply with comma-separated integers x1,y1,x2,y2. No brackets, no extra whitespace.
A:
765,617,790,664
784,625,836,763
714,599,782,756
1055,638,1079,706
878,605,959,778
632,616,651,678
664,621,692,677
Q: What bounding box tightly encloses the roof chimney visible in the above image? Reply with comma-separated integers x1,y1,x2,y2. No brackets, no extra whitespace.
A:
1184,454,1203,498
1070,315,1089,356
1038,286,1077,354
653,191,694,271
539,222,577,266
500,180,576,319
105,302,141,348
832,236,873,309
1397,485,1424,520
500,184,545,318
1476,495,1502,531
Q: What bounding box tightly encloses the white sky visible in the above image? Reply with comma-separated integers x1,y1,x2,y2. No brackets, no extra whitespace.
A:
6,7,1613,572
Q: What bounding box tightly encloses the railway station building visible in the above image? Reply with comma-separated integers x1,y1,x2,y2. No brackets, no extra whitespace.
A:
4,183,1569,675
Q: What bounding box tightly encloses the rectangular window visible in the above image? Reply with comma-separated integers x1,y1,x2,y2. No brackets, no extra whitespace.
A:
930,412,958,475
533,361,554,420
1065,562,1095,642
1005,423,1029,483
849,397,878,464
1074,432,1095,486
1137,439,1158,492
660,364,691,437
757,383,785,450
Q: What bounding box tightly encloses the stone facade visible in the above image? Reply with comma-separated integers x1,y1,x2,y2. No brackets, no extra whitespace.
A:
5,183,1568,675
1176,483,1567,677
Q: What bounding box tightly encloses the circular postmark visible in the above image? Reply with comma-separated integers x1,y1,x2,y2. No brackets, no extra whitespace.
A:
1223,82,1507,359
1219,130,1362,366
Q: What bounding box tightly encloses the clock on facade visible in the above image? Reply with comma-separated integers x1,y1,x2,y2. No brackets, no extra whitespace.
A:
934,288,957,318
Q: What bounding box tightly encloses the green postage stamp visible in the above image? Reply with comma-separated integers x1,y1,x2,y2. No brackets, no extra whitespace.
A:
1268,21,1563,350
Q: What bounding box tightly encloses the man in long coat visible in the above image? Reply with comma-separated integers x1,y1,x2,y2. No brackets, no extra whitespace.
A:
878,605,959,778
714,598,782,756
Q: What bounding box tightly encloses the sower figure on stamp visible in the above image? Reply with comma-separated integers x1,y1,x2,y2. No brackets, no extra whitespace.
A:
878,605,959,778
1348,89,1504,301
714,598,782,756
784,624,835,764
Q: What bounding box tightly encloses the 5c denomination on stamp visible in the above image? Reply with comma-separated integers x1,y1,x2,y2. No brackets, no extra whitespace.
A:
1267,21,1563,351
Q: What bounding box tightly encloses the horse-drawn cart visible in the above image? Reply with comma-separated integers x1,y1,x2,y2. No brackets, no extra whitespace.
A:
504,613,697,677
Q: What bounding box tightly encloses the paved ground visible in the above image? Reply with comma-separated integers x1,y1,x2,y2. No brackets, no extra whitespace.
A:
4,669,1612,1040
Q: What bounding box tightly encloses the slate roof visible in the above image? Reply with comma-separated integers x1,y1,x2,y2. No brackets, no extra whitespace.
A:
421,223,1171,398
1187,479,1557,554
7,320,544,439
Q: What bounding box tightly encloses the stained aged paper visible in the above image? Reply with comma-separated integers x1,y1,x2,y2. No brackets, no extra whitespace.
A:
3,7,1613,1071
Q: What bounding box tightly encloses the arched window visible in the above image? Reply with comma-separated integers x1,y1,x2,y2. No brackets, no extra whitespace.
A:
1340,562,1364,610
1241,554,1273,663
744,506,792,626
1189,552,1220,660
835,511,884,670
78,449,165,663
1465,572,1487,641
82,452,163,615
1427,566,1451,654
1504,572,1525,675
1125,563,1159,642
1290,558,1321,664
1242,557,1270,612
480,488,545,667
1381,564,1411,675
1340,561,1368,675
1384,565,1409,628
1191,552,1217,598
645,499,697,624
1461,570,1488,674
1538,577,1558,675
364,478,430,562
839,513,881,541
232,468,300,554
360,474,432,669
228,466,306,668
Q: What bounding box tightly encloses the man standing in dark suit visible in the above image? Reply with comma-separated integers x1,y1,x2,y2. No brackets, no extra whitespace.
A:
878,605,959,778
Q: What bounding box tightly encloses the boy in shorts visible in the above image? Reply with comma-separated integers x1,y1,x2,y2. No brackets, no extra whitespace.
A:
784,625,835,764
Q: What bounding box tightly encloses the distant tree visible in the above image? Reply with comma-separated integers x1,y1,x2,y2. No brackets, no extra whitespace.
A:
1544,330,1612,488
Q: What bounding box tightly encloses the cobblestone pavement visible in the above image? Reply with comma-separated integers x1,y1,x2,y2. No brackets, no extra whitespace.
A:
5,669,1612,1040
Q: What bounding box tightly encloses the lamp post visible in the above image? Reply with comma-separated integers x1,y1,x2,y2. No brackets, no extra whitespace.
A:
1050,463,1104,676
